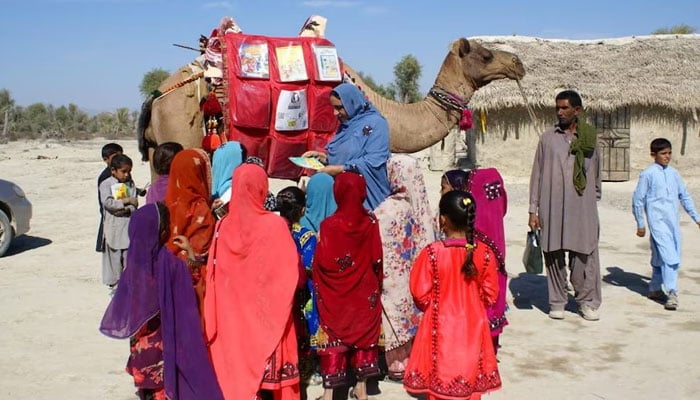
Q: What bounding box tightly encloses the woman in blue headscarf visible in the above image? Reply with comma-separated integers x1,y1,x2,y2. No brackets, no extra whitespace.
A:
300,172,337,233
303,83,391,210
211,141,245,204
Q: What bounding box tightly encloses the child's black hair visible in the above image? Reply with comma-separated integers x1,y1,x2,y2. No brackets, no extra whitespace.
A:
153,142,184,175
110,154,133,170
101,143,123,160
650,138,672,154
275,186,306,228
155,201,170,240
439,190,477,278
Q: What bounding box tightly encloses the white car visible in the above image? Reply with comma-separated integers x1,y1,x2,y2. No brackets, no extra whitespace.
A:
0,179,33,257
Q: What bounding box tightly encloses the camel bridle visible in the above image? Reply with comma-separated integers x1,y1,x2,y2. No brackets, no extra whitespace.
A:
428,85,469,114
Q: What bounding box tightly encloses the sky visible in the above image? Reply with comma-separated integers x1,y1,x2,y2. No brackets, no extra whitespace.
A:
1,0,699,112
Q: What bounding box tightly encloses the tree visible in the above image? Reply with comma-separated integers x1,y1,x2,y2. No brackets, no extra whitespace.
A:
356,71,396,100
0,89,15,140
393,55,422,103
139,68,170,98
651,24,696,34
115,107,132,137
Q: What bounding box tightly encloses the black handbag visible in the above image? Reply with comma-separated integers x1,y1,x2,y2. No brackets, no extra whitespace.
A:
523,230,543,274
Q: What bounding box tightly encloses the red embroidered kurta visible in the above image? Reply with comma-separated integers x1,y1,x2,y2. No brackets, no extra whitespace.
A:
404,239,501,400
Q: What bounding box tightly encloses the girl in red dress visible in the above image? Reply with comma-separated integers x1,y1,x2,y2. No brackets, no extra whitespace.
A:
404,190,501,400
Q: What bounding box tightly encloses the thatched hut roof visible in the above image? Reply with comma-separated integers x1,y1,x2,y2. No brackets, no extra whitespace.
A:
470,34,700,113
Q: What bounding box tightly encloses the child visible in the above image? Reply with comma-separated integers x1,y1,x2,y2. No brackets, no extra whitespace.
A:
632,137,700,311
210,141,245,218
440,168,510,353
276,186,318,400
404,190,501,400
99,154,138,288
96,143,123,252
312,172,383,400
145,142,183,204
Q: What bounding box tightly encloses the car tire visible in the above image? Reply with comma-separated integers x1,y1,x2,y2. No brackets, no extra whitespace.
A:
0,210,13,257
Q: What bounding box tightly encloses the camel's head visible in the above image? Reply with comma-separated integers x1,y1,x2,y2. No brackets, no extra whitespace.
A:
437,38,525,93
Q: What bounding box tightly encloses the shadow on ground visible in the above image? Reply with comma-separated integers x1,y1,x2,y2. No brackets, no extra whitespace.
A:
509,272,549,314
602,265,649,297
3,235,52,257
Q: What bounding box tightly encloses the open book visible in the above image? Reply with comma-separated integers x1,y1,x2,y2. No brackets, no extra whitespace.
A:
288,156,324,170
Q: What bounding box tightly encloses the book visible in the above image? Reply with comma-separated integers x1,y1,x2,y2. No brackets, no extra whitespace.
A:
110,182,135,200
275,89,308,131
275,44,308,82
288,156,325,170
238,42,269,78
313,45,341,81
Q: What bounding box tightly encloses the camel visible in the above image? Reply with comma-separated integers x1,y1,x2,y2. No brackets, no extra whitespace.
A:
137,38,525,166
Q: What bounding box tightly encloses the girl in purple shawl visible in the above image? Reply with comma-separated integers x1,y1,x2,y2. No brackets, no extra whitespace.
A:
303,83,391,210
100,203,223,400
442,168,509,354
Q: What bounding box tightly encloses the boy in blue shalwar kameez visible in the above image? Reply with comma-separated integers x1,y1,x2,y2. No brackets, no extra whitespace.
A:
632,138,700,310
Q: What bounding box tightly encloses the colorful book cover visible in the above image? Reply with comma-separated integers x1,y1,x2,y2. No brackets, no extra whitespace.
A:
110,182,134,200
275,44,308,82
275,89,309,131
288,156,325,170
239,42,269,78
313,45,341,81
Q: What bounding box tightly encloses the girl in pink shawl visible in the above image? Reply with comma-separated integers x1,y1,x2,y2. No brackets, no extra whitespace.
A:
204,163,300,400
442,168,509,353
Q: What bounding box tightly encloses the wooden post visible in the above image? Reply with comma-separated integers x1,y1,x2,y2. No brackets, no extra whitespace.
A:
681,118,687,156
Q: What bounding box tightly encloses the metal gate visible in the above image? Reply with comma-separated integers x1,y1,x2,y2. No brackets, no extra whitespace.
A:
590,107,630,182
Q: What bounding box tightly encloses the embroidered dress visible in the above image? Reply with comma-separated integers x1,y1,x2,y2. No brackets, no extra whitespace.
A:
313,172,383,388
290,222,318,381
292,223,321,347
404,239,501,400
126,319,165,400
374,154,436,372
464,168,509,338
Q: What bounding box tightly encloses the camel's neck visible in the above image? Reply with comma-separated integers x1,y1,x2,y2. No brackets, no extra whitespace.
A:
342,63,476,153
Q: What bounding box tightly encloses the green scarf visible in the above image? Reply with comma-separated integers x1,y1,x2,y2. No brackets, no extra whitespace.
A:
569,117,596,195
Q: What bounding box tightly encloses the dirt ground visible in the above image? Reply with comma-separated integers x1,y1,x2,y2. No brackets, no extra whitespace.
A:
1,138,699,400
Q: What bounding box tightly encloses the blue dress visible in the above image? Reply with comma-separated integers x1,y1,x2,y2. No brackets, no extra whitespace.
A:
291,223,320,346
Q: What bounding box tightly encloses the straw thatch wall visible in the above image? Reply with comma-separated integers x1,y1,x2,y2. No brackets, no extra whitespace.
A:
464,35,700,178
471,34,700,112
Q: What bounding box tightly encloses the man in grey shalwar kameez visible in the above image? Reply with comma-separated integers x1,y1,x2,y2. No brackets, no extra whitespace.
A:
528,90,602,321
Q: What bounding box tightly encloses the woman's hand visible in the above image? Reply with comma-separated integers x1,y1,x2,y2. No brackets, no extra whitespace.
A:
302,150,327,164
211,198,224,211
172,235,194,259
318,165,344,176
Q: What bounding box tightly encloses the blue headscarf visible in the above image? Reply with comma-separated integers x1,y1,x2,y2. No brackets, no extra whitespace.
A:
211,141,243,199
300,172,337,232
326,83,391,210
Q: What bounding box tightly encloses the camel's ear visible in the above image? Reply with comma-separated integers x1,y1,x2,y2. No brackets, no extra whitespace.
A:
452,38,471,57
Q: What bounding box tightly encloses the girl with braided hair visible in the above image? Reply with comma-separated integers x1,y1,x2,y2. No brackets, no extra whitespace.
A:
404,190,501,400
